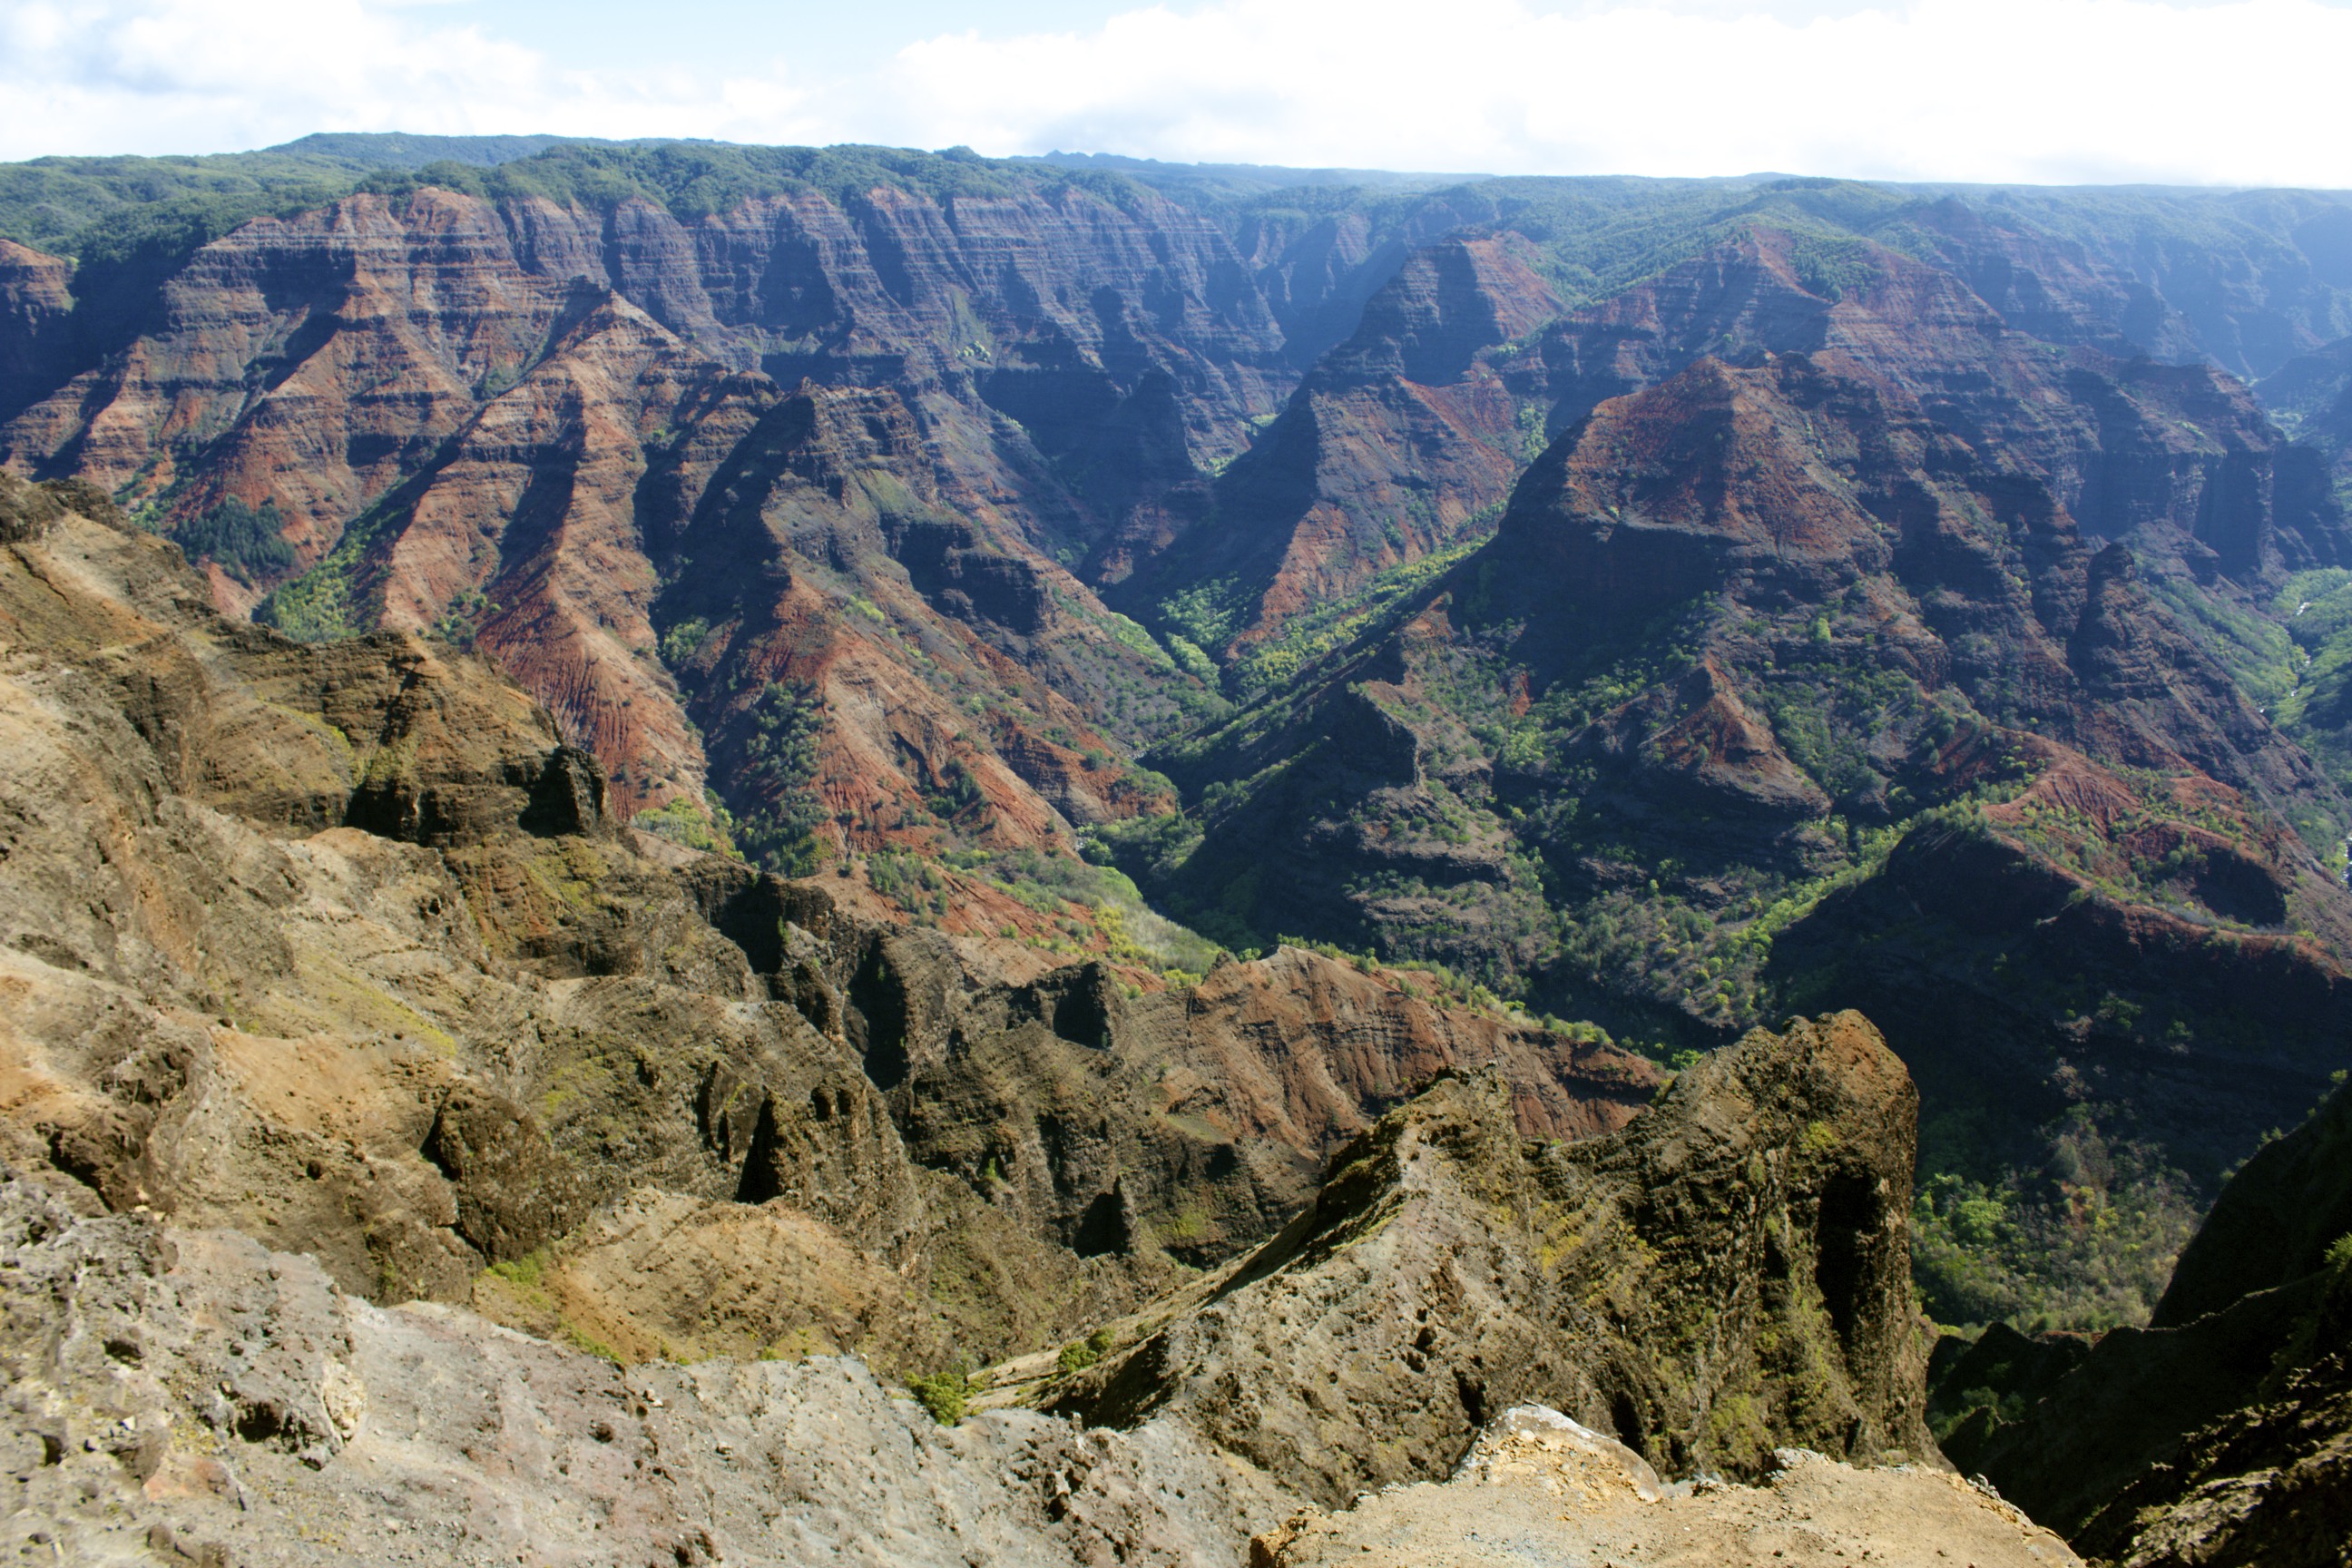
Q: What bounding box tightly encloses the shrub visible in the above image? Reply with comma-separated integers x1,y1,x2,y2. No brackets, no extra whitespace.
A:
1055,1327,1117,1376
728,683,828,877
907,1367,973,1425
176,496,296,585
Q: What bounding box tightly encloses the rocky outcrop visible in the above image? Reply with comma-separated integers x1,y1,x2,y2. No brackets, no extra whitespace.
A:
0,1174,1297,1568
5,191,564,537
1037,1013,1936,1504
1257,1409,2080,1568
756,918,1661,1276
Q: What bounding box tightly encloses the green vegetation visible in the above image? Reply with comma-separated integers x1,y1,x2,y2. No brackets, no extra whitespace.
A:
1055,1327,1117,1376
2268,567,2352,792
0,135,592,254
1225,538,1485,699
354,140,1155,230
2154,576,2301,714
1155,577,1248,660
906,1367,974,1425
658,616,712,667
1164,632,1218,683
2,166,352,268
1910,1125,2203,1333
728,683,828,877
254,498,406,641
631,795,739,858
430,588,498,652
1780,230,1886,302
485,1249,551,1291
867,847,946,913
961,842,1225,975
1757,667,1924,803
172,496,295,586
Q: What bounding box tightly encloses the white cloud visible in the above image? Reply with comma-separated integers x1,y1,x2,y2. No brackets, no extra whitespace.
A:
5,0,2351,187
0,0,830,158
871,0,2352,184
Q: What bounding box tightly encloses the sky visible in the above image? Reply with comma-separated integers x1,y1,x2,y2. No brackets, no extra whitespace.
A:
5,0,2352,186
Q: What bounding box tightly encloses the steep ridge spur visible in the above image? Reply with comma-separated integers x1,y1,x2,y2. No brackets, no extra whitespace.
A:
1034,1013,1935,1505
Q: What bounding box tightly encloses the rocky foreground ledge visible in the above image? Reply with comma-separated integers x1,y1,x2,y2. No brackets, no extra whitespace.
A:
0,1011,2017,1567
2,1160,2069,1568
1257,1406,2081,1568
0,1172,1285,1567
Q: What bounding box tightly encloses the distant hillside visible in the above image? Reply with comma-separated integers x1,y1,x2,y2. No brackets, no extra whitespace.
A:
0,132,624,255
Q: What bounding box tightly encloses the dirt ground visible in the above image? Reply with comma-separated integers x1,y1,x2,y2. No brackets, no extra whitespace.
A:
1256,1406,2082,1568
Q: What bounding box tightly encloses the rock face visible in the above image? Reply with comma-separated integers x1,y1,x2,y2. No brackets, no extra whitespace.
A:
10,172,2338,877
0,239,71,425
0,177,1257,840
1132,234,1561,650
1042,1013,1936,1505
1948,1072,2352,1562
0,1174,1297,1568
1256,1409,2081,1568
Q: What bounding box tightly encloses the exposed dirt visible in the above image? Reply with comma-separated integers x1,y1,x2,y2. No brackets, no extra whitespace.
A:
1258,1410,2081,1568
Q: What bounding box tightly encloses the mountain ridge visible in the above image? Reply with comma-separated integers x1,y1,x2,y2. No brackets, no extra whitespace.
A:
9,140,2352,1346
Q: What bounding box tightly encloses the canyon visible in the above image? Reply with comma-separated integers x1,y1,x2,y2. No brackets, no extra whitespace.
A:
5,135,2352,1563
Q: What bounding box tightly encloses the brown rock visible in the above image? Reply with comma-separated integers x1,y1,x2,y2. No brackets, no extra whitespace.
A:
1043,1012,1936,1504
1257,1414,2078,1568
